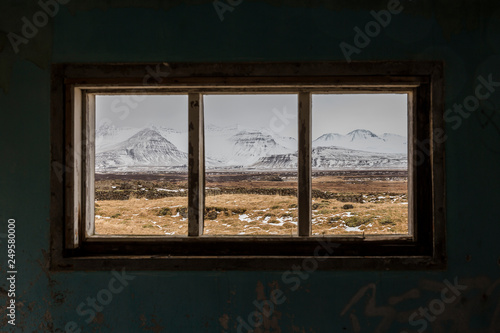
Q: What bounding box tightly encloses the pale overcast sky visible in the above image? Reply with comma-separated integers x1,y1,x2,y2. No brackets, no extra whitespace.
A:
312,94,407,137
204,94,298,138
96,95,188,131
96,93,407,138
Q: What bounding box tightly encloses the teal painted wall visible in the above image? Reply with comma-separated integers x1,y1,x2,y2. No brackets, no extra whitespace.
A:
1,1,499,332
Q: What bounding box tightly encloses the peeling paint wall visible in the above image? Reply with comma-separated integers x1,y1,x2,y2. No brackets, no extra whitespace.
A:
1,0,500,332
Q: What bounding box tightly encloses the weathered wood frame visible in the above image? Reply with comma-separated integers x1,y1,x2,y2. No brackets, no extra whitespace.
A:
50,62,446,271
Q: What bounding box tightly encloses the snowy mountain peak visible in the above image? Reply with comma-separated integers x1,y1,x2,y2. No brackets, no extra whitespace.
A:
231,130,275,142
347,129,378,141
126,128,171,144
312,129,407,154
315,133,343,141
96,122,117,137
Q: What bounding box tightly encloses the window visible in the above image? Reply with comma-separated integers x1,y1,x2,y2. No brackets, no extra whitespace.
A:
50,62,446,270
203,94,299,236
94,95,189,236
311,93,409,236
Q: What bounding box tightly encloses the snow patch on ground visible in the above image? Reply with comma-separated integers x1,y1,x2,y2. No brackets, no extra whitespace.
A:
343,225,363,232
156,188,185,192
239,214,253,222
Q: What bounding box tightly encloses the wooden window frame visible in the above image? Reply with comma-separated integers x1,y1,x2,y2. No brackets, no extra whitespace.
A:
50,61,446,271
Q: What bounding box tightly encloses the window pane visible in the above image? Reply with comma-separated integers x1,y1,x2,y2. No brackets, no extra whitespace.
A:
311,94,408,235
94,95,188,235
204,94,298,235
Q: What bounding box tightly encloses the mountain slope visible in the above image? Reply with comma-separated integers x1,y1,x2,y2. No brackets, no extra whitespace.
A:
311,146,407,169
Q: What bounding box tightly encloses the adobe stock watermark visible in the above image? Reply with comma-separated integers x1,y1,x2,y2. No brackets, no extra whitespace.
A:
229,240,340,333
8,0,71,54
213,0,243,21
64,268,136,333
401,277,467,333
339,0,403,63
443,74,500,130
269,107,296,135
106,63,172,122
414,74,500,167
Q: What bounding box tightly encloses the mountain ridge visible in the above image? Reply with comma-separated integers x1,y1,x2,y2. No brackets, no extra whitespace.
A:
95,123,407,171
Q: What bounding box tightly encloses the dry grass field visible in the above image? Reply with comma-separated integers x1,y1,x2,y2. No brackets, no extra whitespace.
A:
94,170,408,236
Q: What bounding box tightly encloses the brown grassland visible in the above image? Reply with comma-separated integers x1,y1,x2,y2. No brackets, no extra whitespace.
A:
94,170,408,236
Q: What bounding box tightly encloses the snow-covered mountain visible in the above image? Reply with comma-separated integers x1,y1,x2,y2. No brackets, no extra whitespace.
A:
313,129,407,154
226,130,292,165
95,122,407,171
252,129,408,170
96,123,188,153
204,125,296,166
95,128,188,171
95,122,142,153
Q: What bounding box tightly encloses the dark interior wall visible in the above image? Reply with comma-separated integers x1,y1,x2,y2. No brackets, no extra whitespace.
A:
0,0,499,332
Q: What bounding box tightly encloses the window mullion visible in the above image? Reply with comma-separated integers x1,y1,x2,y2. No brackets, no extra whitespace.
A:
188,93,204,236
83,92,95,239
65,86,82,248
298,92,312,236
